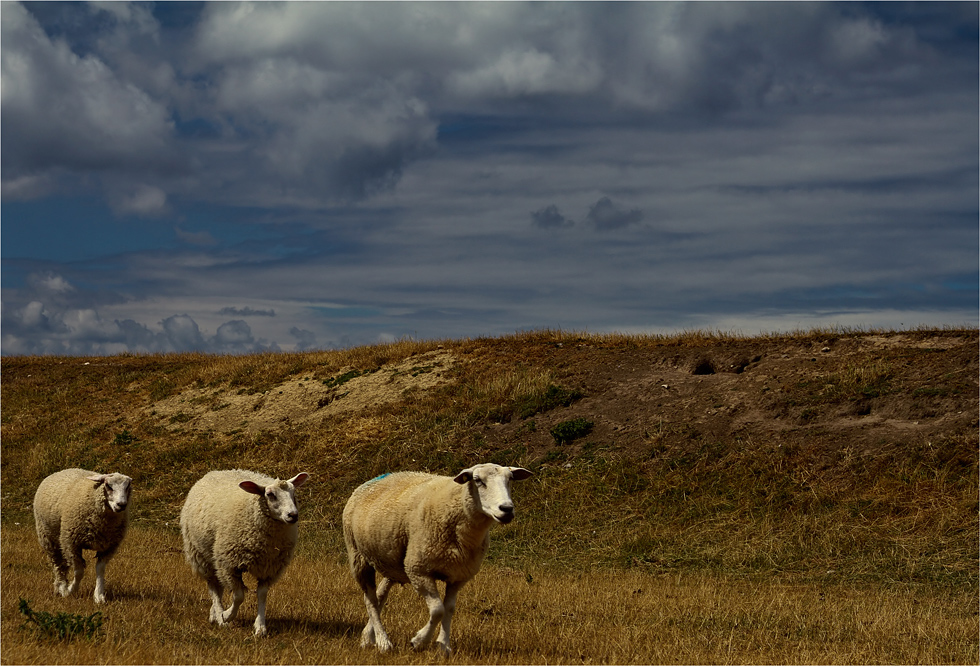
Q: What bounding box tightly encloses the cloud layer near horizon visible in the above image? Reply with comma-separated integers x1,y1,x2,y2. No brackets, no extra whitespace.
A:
2,2,977,355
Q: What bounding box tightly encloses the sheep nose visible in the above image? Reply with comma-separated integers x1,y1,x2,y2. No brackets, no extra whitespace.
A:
498,504,514,522
285,512,298,524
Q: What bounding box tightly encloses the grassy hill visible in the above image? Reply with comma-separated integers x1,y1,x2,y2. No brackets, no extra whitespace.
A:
2,327,977,663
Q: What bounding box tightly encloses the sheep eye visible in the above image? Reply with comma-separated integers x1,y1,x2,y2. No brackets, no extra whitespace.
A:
474,478,485,487
266,491,275,499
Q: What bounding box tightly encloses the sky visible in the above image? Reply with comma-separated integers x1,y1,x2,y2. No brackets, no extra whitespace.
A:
2,1,978,356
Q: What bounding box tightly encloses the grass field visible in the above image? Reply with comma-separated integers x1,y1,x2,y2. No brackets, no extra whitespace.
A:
1,328,977,663
3,526,976,665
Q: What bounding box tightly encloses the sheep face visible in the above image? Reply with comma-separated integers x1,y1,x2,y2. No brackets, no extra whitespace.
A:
239,473,309,524
87,473,132,513
453,464,532,524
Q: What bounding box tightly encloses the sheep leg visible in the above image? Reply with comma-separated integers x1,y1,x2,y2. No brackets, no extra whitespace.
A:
93,558,108,604
205,575,225,624
435,582,463,655
359,616,375,647
360,576,394,645
52,561,71,596
360,577,395,646
355,565,394,652
220,572,245,624
409,576,445,652
64,544,86,597
376,577,394,611
93,546,118,604
42,538,70,596
253,581,269,637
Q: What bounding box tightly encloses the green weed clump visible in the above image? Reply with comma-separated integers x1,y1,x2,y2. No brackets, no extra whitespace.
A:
18,598,103,641
819,361,895,401
112,429,137,446
517,384,583,419
322,368,371,388
550,418,594,444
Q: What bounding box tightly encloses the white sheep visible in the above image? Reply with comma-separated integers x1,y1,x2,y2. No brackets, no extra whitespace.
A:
180,469,309,637
33,468,132,604
343,463,532,655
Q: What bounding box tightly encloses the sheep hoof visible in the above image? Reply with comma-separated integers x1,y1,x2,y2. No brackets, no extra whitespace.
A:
253,625,267,638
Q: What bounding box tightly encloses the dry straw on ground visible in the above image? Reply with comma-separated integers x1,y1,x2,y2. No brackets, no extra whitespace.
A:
1,328,977,663
3,527,975,665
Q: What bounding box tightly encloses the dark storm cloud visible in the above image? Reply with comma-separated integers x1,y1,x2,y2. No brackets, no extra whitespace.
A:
213,320,256,353
290,327,318,351
159,314,206,351
3,1,969,208
1,2,976,355
219,306,276,318
531,205,574,230
0,3,181,185
0,269,281,355
587,198,643,232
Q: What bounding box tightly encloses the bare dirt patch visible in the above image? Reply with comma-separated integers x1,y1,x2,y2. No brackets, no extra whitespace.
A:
147,350,457,434
467,331,979,469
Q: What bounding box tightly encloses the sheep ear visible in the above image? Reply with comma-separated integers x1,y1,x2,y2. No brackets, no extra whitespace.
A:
289,473,309,487
453,469,474,484
239,481,265,495
509,467,533,481
87,474,107,485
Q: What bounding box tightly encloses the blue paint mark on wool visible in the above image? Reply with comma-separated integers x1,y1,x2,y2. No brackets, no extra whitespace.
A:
368,473,390,483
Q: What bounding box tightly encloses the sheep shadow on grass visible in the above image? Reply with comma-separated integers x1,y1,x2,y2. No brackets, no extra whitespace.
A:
262,616,361,638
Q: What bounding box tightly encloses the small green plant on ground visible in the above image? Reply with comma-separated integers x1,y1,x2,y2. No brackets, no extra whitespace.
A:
323,369,370,388
517,384,584,419
550,418,594,444
18,598,103,640
112,429,137,446
799,360,895,405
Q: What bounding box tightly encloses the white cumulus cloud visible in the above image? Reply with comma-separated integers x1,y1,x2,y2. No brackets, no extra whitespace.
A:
0,2,175,182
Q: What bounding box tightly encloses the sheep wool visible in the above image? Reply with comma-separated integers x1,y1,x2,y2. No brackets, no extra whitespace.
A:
180,469,309,637
343,463,531,655
33,468,132,604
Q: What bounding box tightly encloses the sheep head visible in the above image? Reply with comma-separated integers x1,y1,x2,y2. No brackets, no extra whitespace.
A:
240,472,309,524
454,464,532,524
87,473,132,513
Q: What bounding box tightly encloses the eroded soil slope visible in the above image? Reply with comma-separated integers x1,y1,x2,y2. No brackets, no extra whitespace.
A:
140,331,977,472
146,350,457,434
463,331,978,470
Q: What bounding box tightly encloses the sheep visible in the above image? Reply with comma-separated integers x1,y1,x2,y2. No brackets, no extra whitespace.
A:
180,469,309,637
343,463,532,655
33,468,132,604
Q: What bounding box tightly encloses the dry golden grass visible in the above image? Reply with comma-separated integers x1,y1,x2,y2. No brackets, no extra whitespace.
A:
2,328,977,664
3,524,976,665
